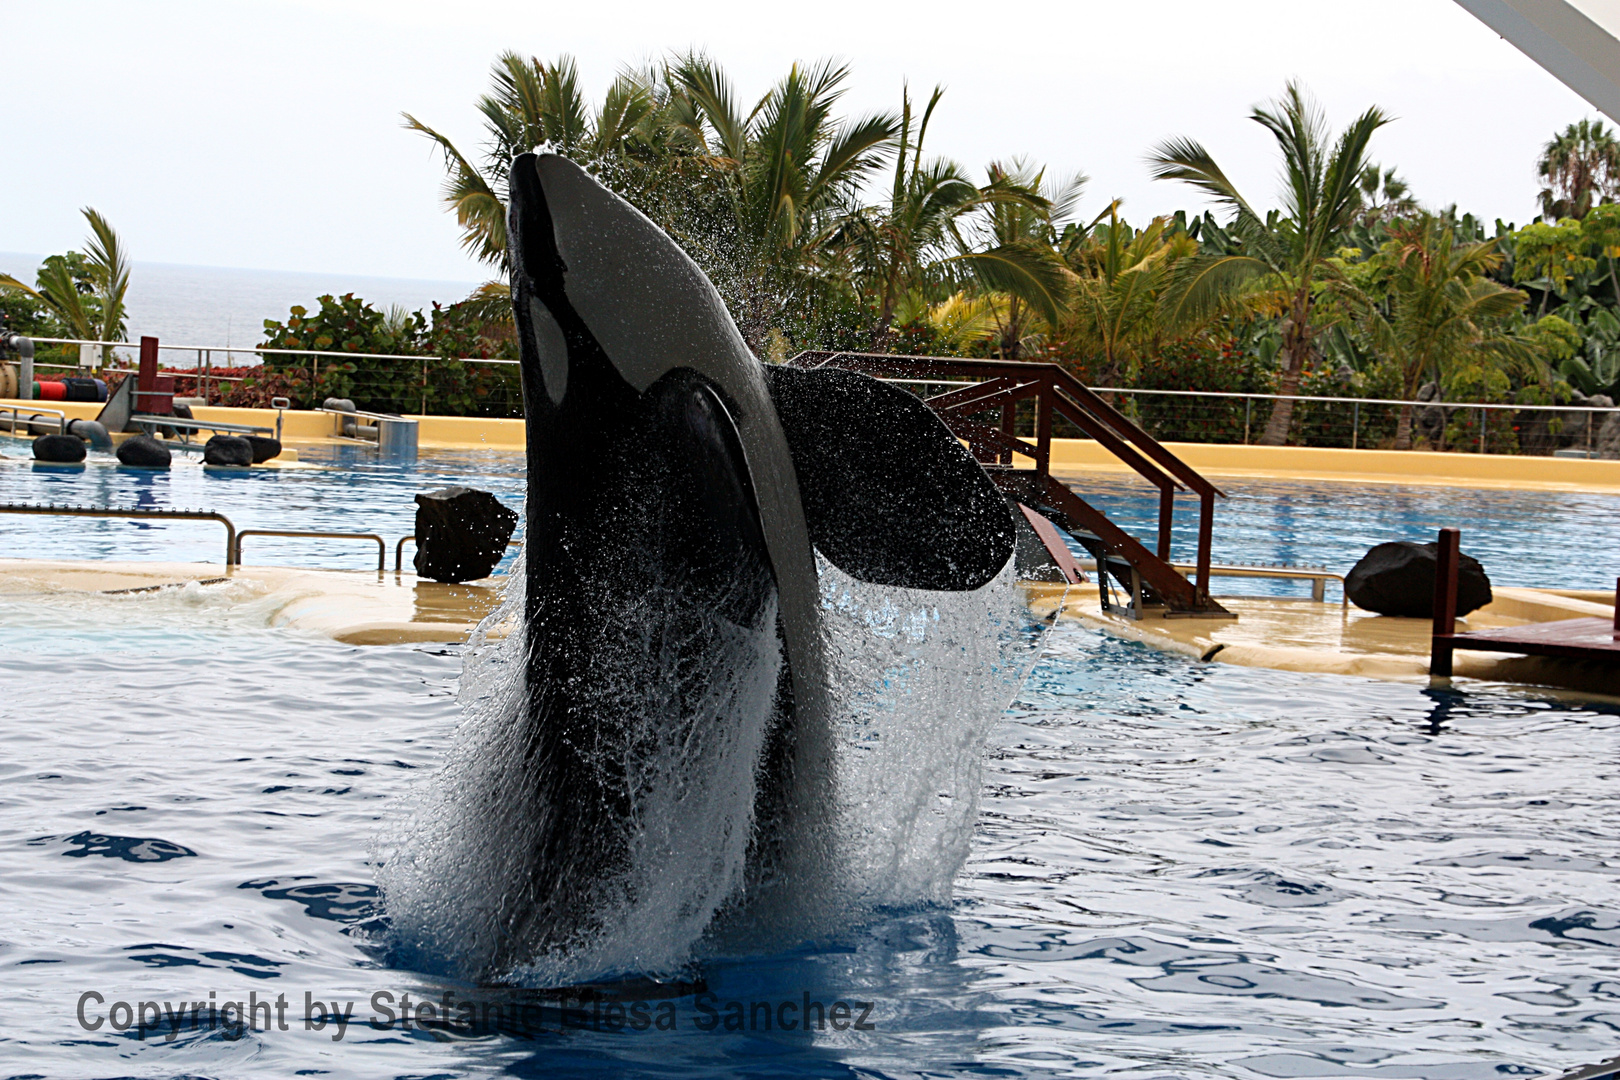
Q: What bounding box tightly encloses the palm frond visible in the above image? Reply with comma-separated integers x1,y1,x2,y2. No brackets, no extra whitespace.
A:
1158,252,1272,329
1147,136,1258,220
945,240,1070,326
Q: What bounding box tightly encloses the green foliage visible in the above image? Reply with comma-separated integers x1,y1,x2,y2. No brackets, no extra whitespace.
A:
1512,218,1595,297
0,288,51,336
1149,80,1391,444
255,294,428,411
1523,313,1582,364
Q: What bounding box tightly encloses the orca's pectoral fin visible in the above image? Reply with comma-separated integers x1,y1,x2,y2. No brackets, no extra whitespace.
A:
764,365,1014,592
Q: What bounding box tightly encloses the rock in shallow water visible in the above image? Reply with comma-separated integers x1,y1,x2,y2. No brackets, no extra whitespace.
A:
33,433,85,463
116,435,171,467
203,434,253,466
413,486,518,583
1346,540,1492,617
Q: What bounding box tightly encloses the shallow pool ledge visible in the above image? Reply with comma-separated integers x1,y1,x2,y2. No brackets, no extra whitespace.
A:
0,558,506,645
1025,582,1620,700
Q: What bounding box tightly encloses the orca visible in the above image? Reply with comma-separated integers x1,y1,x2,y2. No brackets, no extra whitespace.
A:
496,152,1015,972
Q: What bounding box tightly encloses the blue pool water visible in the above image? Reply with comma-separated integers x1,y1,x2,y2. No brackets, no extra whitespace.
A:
1,439,1619,1077
2,436,1615,592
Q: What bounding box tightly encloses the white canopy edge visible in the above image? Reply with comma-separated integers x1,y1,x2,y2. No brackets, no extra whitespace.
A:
1455,0,1620,120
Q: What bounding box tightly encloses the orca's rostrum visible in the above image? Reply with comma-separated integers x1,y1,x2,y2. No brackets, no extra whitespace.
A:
497,152,1015,971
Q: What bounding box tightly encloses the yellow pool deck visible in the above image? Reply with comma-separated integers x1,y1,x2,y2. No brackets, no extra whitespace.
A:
1026,582,1620,699
5,397,1620,490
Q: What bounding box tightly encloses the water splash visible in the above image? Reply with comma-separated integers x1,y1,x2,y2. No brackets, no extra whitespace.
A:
377,539,1052,985
816,555,1051,909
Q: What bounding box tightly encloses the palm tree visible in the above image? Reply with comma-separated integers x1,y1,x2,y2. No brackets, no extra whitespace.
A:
944,159,1081,359
843,85,977,334
1355,163,1420,225
1337,215,1532,449
670,55,898,346
0,208,131,363
1149,81,1389,445
1059,205,1190,385
1537,119,1620,221
404,52,680,271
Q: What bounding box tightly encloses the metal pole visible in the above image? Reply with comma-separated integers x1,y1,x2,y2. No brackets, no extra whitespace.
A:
1352,401,1359,449
421,356,428,416
1430,527,1460,678
1243,397,1251,444
1478,408,1486,453
1196,490,1214,601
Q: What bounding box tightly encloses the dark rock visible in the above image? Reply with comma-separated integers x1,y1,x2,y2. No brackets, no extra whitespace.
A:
203,434,253,466
33,433,85,462
1598,412,1620,460
1415,382,1449,443
116,434,172,467
244,435,282,463
1346,540,1492,617
413,486,519,583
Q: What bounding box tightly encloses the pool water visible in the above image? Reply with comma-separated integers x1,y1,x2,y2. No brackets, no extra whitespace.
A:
1,439,1618,1077
2,436,1615,594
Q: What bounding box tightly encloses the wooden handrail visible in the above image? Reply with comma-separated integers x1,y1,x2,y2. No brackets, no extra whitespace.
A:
788,351,1227,607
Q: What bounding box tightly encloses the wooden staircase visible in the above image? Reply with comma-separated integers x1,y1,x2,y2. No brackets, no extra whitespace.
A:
787,352,1231,617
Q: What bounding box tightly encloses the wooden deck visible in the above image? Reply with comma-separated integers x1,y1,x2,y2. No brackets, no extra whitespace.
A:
1431,527,1619,678
1449,617,1620,661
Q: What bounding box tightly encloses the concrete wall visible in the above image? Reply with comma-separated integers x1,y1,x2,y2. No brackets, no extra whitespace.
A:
7,397,1619,491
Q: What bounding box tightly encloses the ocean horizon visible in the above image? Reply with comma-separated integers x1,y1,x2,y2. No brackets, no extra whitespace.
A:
0,252,482,363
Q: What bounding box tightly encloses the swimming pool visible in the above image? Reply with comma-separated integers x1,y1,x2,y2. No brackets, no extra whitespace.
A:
4,436,1617,593
2,440,1618,1077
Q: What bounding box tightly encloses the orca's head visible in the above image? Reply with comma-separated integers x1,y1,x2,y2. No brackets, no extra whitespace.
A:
506,152,761,419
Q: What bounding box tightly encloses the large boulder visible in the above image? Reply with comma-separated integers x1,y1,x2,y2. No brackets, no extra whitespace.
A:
1415,382,1449,443
33,433,86,463
1598,411,1620,460
116,434,172,467
1346,540,1492,617
203,434,253,466
244,435,282,463
413,487,519,583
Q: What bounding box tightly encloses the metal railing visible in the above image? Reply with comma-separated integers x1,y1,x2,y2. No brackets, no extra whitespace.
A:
0,503,238,564
0,405,67,436
235,530,387,572
1087,386,1620,456
1169,561,1346,606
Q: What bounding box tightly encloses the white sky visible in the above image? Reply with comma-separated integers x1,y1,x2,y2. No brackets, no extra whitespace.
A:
0,0,1602,284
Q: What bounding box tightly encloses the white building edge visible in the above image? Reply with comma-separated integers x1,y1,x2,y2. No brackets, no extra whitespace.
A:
1456,0,1620,121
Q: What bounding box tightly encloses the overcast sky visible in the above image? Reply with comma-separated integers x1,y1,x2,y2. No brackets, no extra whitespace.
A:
0,0,1602,286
